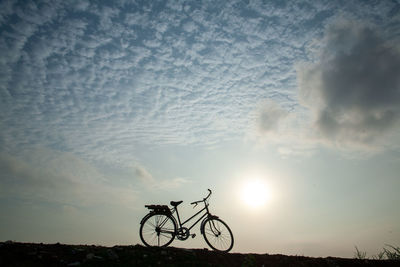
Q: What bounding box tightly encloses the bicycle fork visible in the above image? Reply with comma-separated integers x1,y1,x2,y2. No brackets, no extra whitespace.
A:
208,220,221,236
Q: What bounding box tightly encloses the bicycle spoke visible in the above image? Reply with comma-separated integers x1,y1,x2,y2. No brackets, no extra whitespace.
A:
142,229,155,234
221,235,229,247
155,215,161,226
159,232,172,238
150,233,157,244
147,219,156,228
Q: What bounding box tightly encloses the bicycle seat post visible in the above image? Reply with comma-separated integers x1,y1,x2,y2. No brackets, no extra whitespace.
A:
174,204,182,226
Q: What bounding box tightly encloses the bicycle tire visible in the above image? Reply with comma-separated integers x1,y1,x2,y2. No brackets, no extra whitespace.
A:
202,217,234,252
139,213,177,247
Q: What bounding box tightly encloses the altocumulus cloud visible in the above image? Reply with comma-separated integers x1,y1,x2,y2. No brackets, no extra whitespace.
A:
1,0,398,163
1,0,328,164
299,20,400,148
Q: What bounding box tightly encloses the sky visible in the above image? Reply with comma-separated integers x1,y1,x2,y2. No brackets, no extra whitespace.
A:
1,0,400,258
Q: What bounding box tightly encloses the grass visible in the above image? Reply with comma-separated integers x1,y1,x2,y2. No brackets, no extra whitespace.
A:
354,246,367,260
382,245,400,260
354,245,400,260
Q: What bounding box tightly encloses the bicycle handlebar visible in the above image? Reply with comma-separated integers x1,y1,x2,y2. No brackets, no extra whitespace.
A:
190,189,212,205
205,189,212,200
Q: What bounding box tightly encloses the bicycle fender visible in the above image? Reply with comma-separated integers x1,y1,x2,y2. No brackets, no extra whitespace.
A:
200,215,219,235
140,213,152,225
140,212,164,224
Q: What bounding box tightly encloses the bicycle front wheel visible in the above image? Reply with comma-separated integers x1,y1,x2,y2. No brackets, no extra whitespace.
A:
140,213,177,247
202,217,234,252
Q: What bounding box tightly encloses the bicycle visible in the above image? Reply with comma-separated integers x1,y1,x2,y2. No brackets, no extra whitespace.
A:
139,189,234,252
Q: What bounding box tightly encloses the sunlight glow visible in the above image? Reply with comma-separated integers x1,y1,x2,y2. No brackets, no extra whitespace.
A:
241,178,271,209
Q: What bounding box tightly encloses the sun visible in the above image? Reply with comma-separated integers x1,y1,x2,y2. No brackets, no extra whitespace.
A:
240,178,270,209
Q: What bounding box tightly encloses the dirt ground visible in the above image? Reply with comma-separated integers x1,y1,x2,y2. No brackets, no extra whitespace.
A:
1,241,398,267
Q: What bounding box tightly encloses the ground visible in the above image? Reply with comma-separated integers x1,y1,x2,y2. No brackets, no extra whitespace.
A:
0,241,398,267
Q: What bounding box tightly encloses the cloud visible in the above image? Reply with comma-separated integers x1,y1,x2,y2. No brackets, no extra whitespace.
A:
1,0,311,160
246,99,318,157
134,164,155,184
133,163,189,190
1,1,398,163
257,100,289,134
0,149,138,209
298,20,400,148
158,177,190,190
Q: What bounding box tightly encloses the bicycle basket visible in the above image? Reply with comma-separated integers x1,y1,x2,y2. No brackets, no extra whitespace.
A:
145,204,172,215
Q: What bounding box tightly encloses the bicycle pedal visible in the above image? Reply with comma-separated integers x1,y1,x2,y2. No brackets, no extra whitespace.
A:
191,234,196,238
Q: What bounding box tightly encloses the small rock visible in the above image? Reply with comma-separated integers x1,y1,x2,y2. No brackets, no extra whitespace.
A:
143,254,148,258
107,249,119,260
182,248,196,255
68,262,81,266
72,248,85,254
160,250,168,256
86,253,95,260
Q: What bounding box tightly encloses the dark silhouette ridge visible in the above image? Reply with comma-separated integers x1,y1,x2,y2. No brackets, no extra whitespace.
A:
140,189,234,252
1,241,399,267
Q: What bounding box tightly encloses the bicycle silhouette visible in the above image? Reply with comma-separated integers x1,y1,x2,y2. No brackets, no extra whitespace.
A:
139,189,234,252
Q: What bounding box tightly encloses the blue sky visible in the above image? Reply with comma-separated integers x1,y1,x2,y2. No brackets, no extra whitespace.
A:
1,0,400,257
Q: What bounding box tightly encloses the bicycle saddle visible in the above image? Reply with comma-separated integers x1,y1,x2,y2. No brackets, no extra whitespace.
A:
170,200,183,207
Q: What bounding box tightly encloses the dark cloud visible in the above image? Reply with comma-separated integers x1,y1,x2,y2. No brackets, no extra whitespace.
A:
299,20,400,146
257,101,288,134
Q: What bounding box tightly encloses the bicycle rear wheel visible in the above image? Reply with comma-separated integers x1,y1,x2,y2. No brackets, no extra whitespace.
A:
140,213,177,247
202,217,234,252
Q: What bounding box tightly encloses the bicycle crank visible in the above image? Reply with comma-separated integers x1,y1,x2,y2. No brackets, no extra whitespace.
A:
176,227,190,240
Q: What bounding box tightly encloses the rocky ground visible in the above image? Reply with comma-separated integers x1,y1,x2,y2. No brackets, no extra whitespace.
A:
0,241,399,267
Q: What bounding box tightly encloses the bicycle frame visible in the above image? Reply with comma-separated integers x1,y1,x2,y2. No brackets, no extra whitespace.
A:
143,189,214,236
171,201,211,231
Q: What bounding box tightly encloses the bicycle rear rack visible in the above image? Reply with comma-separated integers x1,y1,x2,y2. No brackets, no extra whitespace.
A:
145,205,172,215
